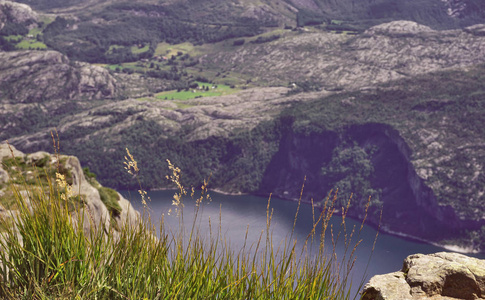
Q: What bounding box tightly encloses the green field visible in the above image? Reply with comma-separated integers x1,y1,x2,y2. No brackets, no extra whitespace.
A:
4,35,22,42
107,45,124,53
16,39,48,50
155,82,236,100
28,27,43,36
155,42,202,57
106,64,123,71
4,26,48,50
106,62,146,72
131,44,150,54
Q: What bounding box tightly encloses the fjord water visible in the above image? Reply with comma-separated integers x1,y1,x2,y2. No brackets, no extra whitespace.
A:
124,190,485,298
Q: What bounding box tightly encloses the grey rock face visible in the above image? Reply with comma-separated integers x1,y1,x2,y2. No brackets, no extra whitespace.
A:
200,20,485,90
362,252,485,299
0,1,38,30
0,51,117,103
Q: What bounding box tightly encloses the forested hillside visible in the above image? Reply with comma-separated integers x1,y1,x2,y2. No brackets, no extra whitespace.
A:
2,0,485,251
4,0,485,64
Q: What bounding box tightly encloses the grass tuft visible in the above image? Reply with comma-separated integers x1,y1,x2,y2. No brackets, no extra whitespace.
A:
0,145,371,299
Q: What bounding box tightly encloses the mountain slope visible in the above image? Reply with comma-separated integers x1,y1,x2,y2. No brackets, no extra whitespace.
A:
2,2,485,250
4,60,485,249
200,21,485,88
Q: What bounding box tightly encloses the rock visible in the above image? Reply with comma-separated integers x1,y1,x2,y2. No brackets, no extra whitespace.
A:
363,272,412,300
0,143,24,160
0,51,118,103
200,20,485,90
116,195,140,229
465,24,485,36
362,252,485,300
0,1,38,30
240,4,278,24
0,168,7,184
433,252,485,296
63,155,112,233
364,21,434,37
0,142,140,238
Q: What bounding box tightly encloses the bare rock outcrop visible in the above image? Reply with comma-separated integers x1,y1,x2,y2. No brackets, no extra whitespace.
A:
364,21,434,36
0,143,140,238
0,1,38,30
200,20,485,90
362,252,485,300
0,51,117,103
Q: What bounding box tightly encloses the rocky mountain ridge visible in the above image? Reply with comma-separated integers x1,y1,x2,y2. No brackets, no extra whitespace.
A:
14,0,485,30
200,20,485,90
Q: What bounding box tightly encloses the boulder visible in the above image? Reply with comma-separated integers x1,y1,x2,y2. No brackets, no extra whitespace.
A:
362,252,485,300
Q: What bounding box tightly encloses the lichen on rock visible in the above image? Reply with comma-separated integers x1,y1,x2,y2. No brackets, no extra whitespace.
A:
362,252,485,300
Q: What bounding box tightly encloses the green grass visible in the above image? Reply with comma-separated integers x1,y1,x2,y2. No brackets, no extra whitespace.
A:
4,25,49,50
28,27,43,36
131,44,150,54
106,62,146,72
154,42,201,57
330,20,345,25
98,187,122,216
155,82,238,100
107,44,124,54
106,63,122,71
4,35,22,42
0,155,73,210
156,90,218,100
0,145,368,299
15,39,48,50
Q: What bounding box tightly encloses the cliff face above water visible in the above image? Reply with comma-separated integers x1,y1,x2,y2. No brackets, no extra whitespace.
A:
259,124,473,241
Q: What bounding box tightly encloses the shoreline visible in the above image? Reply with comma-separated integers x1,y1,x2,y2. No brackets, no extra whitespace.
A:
138,188,481,254
210,188,247,196
209,189,480,255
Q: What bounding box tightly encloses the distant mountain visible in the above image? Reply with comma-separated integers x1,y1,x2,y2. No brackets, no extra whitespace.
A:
291,0,485,29
200,21,485,88
10,0,485,29
4,0,485,64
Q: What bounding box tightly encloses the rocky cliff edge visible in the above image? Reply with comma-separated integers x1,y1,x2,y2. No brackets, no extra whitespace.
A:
0,142,140,241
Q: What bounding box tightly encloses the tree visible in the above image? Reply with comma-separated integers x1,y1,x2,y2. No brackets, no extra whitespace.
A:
321,144,382,211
